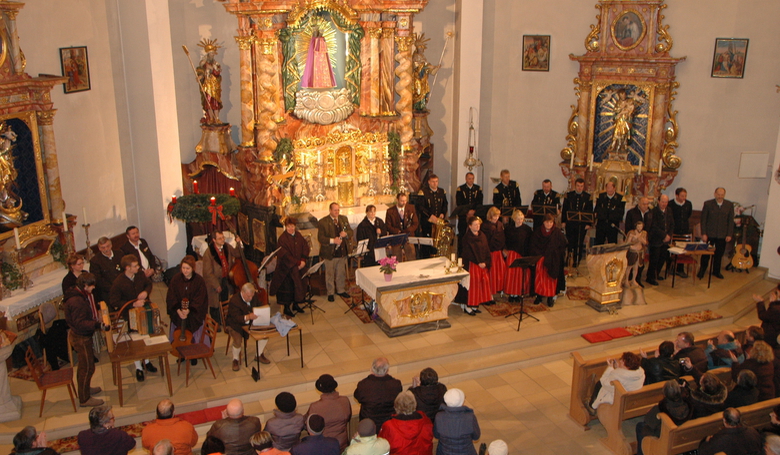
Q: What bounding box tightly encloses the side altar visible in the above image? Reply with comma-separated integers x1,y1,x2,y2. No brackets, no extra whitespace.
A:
356,257,467,336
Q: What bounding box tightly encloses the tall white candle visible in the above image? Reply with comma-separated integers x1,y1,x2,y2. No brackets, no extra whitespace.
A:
62,211,68,232
13,227,20,249
451,253,457,263
588,155,593,171
569,152,575,169
658,163,662,177
638,157,643,176
82,207,88,225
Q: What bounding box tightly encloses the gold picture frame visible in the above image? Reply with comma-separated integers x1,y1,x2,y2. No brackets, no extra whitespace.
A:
611,10,647,51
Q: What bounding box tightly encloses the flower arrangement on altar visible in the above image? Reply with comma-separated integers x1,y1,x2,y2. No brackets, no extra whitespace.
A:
378,256,398,275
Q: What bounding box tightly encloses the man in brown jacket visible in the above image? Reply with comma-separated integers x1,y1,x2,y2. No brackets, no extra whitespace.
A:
385,193,419,262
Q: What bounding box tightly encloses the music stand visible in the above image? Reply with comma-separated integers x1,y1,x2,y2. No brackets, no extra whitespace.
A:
345,240,371,314
506,255,542,331
566,211,595,268
300,261,325,324
499,206,527,218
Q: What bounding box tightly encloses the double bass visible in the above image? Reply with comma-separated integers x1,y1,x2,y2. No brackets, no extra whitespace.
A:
229,238,259,289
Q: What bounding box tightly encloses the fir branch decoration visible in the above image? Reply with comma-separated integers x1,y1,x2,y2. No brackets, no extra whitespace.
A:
2,260,23,291
275,138,294,164
50,240,67,266
169,194,240,223
388,131,401,184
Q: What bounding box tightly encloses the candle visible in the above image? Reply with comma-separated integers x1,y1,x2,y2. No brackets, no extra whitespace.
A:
193,180,199,194
229,187,236,197
13,227,20,249
451,253,457,263
637,157,643,176
82,207,88,225
62,211,68,231
588,155,593,171
171,195,177,204
210,196,216,206
569,152,575,169
658,164,663,177
458,258,463,267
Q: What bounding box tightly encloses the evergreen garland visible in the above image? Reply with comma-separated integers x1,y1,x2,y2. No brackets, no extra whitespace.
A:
50,239,67,266
2,260,22,291
275,138,294,163
169,194,240,223
388,131,401,188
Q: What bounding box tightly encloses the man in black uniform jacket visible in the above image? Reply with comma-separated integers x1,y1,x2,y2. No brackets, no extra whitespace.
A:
561,178,592,267
90,236,123,303
530,179,560,231
594,181,625,245
646,194,674,286
670,187,693,277
493,169,521,210
417,174,448,258
455,172,482,243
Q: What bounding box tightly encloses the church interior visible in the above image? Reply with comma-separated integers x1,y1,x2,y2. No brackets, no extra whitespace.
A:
0,0,779,453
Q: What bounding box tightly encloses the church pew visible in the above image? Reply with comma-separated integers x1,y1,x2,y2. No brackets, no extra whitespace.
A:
597,368,731,455
568,329,746,428
642,396,780,455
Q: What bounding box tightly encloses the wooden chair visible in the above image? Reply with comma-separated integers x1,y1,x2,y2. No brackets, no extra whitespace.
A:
24,346,77,417
176,315,218,387
37,299,64,367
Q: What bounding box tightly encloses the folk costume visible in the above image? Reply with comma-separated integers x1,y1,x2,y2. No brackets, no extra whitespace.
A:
165,269,209,346
480,219,506,294
504,221,532,299
417,185,448,258
455,183,482,240
594,191,625,245
529,223,567,305
530,189,560,231
89,248,122,303
461,228,493,310
493,181,521,209
385,203,419,261
269,228,311,316
561,189,593,267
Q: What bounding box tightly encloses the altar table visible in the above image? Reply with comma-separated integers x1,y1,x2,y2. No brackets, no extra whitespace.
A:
355,257,468,329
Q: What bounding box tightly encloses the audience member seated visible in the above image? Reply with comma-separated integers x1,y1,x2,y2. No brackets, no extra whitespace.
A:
77,405,136,455
12,426,59,455
689,372,728,418
756,287,780,349
434,388,480,455
207,399,262,455
264,392,305,451
290,415,339,455
305,374,351,451
409,367,448,423
765,405,780,436
673,331,708,372
354,357,403,431
585,351,645,415
767,434,780,455
142,399,199,455
640,341,681,385
250,431,290,455
343,419,391,455
697,408,762,455
743,325,764,357
201,436,226,455
378,391,433,455
635,379,693,455
153,440,174,455
486,440,508,455
723,370,759,409
706,330,745,369
730,340,775,401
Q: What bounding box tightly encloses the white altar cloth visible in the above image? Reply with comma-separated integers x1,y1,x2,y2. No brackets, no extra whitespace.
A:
0,268,67,317
356,257,468,300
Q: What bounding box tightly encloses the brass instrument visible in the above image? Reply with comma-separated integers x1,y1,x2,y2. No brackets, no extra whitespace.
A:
431,218,454,258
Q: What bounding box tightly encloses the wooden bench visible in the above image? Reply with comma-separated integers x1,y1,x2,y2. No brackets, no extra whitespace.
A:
597,368,731,455
569,329,746,429
642,396,780,455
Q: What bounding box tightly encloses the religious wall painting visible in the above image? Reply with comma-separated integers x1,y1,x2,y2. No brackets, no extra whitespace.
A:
238,212,250,247
252,219,266,253
591,83,653,166
59,46,90,93
0,112,49,240
522,35,550,72
610,11,646,51
711,38,748,79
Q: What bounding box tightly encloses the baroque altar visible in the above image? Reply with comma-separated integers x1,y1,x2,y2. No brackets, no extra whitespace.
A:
559,0,685,207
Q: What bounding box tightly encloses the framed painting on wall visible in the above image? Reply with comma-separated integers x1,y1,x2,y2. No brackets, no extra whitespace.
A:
711,38,748,79
522,35,550,72
59,46,91,93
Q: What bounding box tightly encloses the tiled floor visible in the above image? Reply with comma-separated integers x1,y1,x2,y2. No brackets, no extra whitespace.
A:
0,266,774,454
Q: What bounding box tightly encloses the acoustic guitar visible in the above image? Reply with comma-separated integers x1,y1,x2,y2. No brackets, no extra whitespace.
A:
731,220,754,271
170,298,194,357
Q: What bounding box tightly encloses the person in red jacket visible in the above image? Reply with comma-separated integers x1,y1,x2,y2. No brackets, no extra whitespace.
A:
379,391,433,455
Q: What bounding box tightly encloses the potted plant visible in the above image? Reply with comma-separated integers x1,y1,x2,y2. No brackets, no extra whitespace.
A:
378,256,398,281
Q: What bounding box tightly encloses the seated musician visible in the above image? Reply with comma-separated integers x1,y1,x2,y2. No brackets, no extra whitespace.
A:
480,207,505,302
461,216,493,315
356,205,388,267
109,254,157,382
529,214,567,308
269,217,310,317
165,256,208,366
505,209,533,302
226,283,270,371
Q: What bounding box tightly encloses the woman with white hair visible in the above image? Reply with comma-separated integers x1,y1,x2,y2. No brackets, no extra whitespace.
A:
433,388,480,455
378,391,433,455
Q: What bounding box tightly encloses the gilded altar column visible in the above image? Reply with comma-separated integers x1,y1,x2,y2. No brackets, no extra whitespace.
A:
3,7,24,74
394,33,414,147
380,26,395,114
253,32,281,162
235,34,256,147
575,78,592,166
650,86,669,172
368,26,381,115
36,110,65,220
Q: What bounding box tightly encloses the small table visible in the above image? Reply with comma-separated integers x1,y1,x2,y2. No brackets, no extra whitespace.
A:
109,339,173,407
668,249,715,289
242,326,304,370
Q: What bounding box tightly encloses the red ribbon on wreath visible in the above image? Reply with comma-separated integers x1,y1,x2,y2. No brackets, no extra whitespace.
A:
208,204,225,225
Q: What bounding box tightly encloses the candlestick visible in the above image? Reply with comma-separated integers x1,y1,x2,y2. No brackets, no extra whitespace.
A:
82,222,94,261
229,187,236,197
13,227,20,250
588,155,593,171
210,196,216,206
569,152,575,169
62,211,68,232
193,180,199,194
82,207,88,226
171,195,177,203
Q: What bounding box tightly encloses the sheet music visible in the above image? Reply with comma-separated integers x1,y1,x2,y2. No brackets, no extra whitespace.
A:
375,247,387,261
252,306,271,326
407,237,434,246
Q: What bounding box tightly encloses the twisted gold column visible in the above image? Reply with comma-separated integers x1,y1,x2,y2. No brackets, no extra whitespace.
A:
36,110,65,218
254,36,279,162
235,35,255,147
394,36,414,146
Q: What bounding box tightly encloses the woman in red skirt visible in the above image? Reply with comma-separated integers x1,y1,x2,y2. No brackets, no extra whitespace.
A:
480,207,506,298
461,216,493,315
530,213,567,307
505,209,533,302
